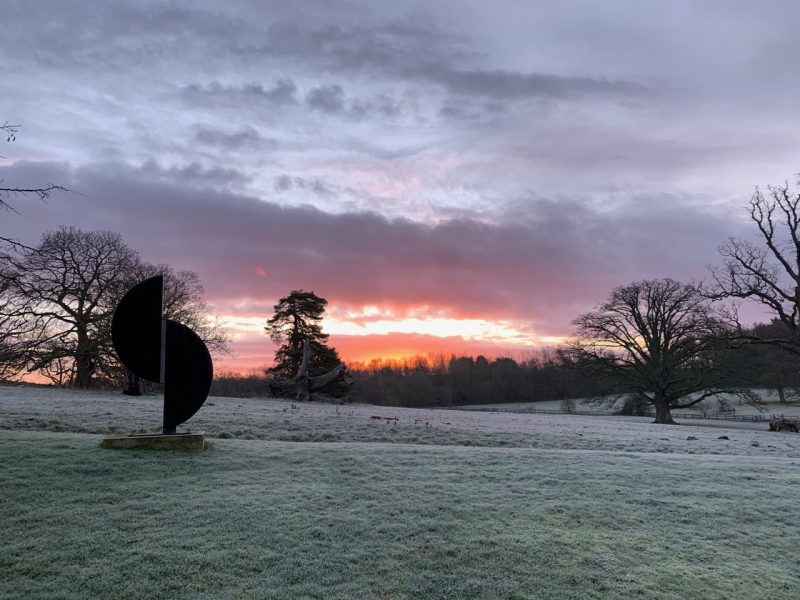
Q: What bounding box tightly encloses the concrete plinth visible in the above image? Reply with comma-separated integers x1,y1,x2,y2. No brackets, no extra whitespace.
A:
102,431,205,451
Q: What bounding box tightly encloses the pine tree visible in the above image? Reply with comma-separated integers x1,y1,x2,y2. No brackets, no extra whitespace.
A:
265,290,342,378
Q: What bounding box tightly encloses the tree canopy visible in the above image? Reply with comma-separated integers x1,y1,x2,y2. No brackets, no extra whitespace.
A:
566,278,753,424
264,289,341,378
0,227,139,386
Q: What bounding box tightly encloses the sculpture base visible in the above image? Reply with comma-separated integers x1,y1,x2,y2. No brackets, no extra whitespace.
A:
102,431,205,452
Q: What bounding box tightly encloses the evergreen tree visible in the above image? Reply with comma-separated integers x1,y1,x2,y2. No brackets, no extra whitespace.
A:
265,290,341,378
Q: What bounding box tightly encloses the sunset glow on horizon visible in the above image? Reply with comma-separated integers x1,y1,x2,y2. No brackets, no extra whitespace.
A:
218,310,566,372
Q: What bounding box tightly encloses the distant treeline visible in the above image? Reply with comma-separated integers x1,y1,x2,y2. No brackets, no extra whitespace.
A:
210,349,600,406
210,321,800,407
210,370,272,399
346,351,597,407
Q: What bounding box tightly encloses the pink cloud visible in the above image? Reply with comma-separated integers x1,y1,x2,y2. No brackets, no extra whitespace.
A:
0,161,752,371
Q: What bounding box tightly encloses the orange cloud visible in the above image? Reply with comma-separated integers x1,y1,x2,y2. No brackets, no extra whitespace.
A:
216,330,548,373
335,333,539,364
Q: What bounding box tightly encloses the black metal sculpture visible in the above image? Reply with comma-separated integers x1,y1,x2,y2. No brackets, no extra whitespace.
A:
111,275,213,434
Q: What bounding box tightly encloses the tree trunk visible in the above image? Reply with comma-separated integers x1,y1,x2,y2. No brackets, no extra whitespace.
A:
74,351,94,388
122,367,142,396
73,327,95,388
269,337,353,402
777,385,786,403
653,396,676,424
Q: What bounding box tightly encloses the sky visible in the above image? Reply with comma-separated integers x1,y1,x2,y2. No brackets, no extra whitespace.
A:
1,0,799,372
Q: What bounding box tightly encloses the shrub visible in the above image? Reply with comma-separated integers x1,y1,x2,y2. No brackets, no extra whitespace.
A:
619,396,652,416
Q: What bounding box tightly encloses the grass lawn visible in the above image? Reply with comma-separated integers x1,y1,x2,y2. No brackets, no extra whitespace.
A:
2,429,799,599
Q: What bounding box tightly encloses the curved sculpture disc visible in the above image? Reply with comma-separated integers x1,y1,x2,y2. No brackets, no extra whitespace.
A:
111,276,163,383
163,319,214,433
111,275,214,434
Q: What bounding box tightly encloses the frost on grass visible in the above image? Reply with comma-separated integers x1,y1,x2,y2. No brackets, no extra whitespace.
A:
1,431,799,599
2,385,800,457
2,386,800,598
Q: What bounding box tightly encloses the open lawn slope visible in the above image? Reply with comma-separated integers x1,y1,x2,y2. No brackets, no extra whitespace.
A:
2,386,800,457
1,386,800,599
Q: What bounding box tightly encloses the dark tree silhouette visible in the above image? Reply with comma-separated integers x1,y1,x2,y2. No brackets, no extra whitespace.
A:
566,279,755,424
268,337,352,402
0,274,48,380
0,227,139,386
264,290,352,401
709,176,800,354
265,290,342,378
742,319,800,404
0,227,230,389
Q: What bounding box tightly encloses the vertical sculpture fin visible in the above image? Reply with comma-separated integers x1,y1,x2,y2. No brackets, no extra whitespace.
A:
111,275,214,434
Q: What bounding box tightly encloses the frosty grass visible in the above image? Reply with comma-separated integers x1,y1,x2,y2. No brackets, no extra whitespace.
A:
1,386,799,599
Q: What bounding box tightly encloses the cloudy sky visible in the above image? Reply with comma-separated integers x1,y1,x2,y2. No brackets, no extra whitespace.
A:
2,0,799,371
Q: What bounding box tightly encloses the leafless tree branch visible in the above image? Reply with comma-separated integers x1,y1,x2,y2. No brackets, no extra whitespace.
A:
707,176,800,354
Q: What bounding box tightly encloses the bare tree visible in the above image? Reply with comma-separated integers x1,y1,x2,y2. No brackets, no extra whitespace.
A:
0,275,48,379
0,227,139,386
1,122,69,214
566,279,755,424
709,177,800,357
740,319,800,404
0,227,231,389
559,397,576,413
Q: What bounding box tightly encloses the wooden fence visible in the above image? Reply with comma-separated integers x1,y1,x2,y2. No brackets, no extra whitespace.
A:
450,406,798,422
450,407,621,417
673,413,795,422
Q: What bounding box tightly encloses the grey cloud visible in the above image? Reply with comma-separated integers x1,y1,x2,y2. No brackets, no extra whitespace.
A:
259,20,464,74
261,20,645,102
185,77,406,123
257,19,646,102
0,161,751,331
139,159,250,187
274,175,293,191
182,79,298,107
194,126,274,150
306,85,345,113
273,175,336,197
3,0,799,260
312,180,334,197
304,84,409,121
2,2,249,69
414,65,647,100
344,140,428,161
376,94,403,117
5,1,790,109
439,101,480,121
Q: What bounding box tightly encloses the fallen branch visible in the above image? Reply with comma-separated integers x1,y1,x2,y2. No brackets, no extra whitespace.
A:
269,337,354,402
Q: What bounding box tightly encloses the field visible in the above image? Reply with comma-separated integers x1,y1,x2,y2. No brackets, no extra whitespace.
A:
462,393,800,418
2,386,800,599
